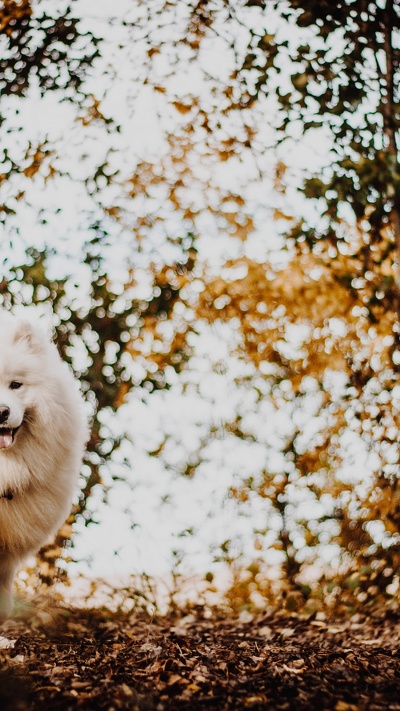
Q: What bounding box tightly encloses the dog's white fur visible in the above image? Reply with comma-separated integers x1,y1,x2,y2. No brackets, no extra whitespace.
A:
0,313,88,619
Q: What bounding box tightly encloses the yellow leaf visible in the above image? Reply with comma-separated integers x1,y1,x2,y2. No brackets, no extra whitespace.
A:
273,208,295,221
172,101,192,114
187,683,201,693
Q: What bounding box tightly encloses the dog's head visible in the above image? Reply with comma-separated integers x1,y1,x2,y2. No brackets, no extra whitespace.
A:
0,319,46,450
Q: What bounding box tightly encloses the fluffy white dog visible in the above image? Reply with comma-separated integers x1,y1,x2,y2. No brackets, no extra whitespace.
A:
0,313,88,619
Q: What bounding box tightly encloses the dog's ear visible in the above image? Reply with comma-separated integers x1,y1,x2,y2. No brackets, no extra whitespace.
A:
13,320,44,353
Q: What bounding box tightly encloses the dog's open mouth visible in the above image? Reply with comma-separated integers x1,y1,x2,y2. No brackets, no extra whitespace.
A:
0,427,19,450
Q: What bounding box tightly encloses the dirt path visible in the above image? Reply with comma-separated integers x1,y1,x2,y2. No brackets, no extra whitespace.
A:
1,607,400,709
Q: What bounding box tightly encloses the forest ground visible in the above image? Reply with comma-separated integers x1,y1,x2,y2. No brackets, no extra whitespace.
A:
1,602,400,710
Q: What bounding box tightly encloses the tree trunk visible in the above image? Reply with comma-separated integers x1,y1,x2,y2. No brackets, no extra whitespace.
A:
383,0,400,285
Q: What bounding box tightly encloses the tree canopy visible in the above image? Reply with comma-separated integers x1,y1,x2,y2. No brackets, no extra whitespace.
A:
2,0,400,612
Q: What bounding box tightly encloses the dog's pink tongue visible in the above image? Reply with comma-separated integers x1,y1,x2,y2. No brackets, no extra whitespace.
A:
0,432,13,449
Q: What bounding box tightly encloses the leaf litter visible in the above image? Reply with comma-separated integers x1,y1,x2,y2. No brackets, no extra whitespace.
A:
1,606,400,710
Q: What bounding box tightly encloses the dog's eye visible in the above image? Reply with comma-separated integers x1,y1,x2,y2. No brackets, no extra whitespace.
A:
9,381,22,390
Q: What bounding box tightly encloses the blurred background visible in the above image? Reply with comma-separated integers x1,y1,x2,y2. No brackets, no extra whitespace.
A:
2,0,400,615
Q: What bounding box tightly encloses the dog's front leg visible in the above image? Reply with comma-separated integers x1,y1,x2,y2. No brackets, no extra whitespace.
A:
0,556,17,621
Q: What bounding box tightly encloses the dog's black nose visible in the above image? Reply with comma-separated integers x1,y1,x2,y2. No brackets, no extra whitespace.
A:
0,406,10,424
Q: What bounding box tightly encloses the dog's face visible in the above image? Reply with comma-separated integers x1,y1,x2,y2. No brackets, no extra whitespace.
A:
0,380,25,449
0,320,43,450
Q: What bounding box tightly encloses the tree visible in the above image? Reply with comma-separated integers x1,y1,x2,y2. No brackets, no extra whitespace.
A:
184,0,400,607
3,0,400,611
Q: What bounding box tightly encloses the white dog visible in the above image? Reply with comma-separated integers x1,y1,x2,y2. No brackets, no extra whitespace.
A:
0,313,88,619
